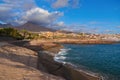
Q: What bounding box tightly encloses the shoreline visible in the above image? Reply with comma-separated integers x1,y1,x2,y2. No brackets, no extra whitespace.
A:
1,38,117,80
38,49,103,80
54,51,105,80
52,39,119,44
54,48,104,80
15,39,103,80
54,44,120,80
12,39,112,80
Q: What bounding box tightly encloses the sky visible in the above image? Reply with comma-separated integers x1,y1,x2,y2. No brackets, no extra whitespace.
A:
0,0,120,34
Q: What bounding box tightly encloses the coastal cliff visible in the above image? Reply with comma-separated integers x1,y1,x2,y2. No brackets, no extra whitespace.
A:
24,40,103,80
0,39,106,80
38,51,102,80
0,42,65,80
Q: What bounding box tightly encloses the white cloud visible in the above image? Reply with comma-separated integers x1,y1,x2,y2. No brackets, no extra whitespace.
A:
2,0,36,10
0,0,83,32
116,26,120,28
104,29,115,34
56,21,65,27
47,21,66,30
52,0,69,8
71,0,80,8
51,0,80,8
0,0,63,26
22,7,63,25
88,21,99,25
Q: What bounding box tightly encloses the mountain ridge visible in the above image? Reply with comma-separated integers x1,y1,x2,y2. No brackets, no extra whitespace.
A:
0,22,56,32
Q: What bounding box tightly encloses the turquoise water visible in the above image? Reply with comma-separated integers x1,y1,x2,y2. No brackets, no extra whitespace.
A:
55,44,120,80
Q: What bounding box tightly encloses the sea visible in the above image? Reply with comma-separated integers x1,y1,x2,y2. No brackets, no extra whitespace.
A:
54,44,120,80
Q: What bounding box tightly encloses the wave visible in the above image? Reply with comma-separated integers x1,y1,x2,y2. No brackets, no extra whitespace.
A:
54,44,120,80
54,48,71,64
54,56,66,60
54,56,105,80
54,48,106,80
58,48,71,55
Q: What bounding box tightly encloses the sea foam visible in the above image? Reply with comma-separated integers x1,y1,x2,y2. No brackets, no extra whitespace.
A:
54,48,71,63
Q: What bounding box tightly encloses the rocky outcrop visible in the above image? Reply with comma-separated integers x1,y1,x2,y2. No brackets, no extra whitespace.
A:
0,42,65,80
24,40,63,53
1,40,103,80
38,51,102,80
23,40,102,80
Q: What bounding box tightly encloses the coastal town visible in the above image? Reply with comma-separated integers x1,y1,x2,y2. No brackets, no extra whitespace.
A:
36,31,120,41
1,27,120,43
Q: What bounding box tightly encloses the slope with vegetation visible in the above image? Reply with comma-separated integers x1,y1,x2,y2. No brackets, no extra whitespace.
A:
0,27,23,40
0,27,39,40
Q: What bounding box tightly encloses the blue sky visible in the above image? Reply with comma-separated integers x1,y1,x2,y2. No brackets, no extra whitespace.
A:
0,0,120,33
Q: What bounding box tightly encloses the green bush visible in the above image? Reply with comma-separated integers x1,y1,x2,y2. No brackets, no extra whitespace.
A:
0,27,24,40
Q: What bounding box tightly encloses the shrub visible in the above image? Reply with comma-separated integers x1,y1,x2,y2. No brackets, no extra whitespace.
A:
0,27,24,40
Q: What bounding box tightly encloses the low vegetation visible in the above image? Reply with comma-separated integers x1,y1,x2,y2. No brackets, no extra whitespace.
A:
0,27,39,40
0,27,24,40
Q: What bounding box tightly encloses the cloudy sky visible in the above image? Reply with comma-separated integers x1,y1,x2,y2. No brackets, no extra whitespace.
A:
0,0,120,33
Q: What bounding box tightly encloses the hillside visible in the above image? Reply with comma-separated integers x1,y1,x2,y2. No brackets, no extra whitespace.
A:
0,22,56,32
0,23,13,28
15,22,56,32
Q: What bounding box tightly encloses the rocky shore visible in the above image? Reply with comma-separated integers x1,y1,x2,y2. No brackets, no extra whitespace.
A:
52,39,118,44
23,40,103,80
0,42,65,80
38,51,102,80
0,38,116,80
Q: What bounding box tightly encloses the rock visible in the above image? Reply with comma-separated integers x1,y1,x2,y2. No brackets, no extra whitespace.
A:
21,40,102,80
5,40,103,80
0,43,65,80
24,40,63,54
38,51,102,80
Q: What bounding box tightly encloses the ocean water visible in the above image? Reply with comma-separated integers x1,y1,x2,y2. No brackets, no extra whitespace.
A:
54,44,120,80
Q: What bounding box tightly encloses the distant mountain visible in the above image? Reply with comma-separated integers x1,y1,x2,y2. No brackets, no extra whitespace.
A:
0,22,75,33
0,22,56,32
0,23,13,28
15,22,56,32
